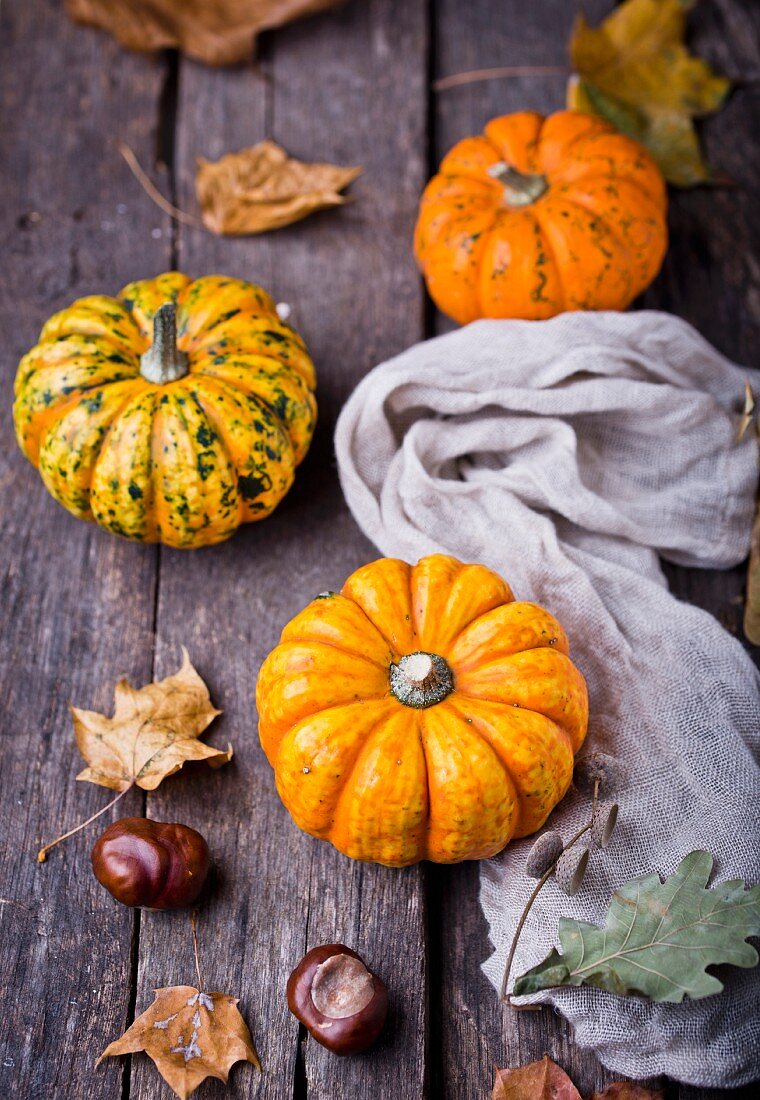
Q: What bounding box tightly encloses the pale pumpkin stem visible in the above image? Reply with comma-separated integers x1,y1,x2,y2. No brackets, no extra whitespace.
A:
389,651,454,709
139,302,189,385
488,161,548,208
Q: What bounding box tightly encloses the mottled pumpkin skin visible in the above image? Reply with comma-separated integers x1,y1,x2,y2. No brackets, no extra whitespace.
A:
257,554,588,867
414,110,667,325
13,272,317,548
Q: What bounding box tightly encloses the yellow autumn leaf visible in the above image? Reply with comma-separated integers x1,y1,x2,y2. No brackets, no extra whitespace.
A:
98,986,260,1099
567,0,730,186
71,647,231,792
195,140,362,235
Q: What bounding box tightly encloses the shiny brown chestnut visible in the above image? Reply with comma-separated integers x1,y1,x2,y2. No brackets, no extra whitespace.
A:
287,944,388,1055
91,817,211,910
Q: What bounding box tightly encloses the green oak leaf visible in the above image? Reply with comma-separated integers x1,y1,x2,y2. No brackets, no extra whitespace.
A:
514,851,760,1003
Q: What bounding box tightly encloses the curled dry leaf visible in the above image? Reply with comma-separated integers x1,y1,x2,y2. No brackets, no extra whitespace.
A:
195,140,362,236
567,0,731,186
493,1055,581,1100
73,647,231,792
65,0,342,66
745,506,760,645
98,986,260,1099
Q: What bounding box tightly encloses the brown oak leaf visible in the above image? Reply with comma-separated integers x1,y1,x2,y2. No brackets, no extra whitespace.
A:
493,1056,582,1100
65,0,342,67
98,986,260,1099
72,647,231,792
195,140,362,236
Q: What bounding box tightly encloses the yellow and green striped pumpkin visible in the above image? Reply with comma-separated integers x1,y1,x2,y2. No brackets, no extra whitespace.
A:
13,272,317,548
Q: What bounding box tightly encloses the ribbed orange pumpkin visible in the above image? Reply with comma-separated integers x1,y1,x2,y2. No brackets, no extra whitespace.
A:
414,109,667,325
256,554,588,866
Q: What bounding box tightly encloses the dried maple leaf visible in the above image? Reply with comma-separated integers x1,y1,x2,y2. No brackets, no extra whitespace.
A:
195,140,362,236
567,0,731,186
65,0,342,66
98,986,260,1099
493,1056,581,1100
72,647,230,792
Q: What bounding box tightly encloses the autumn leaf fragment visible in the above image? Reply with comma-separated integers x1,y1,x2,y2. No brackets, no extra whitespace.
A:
65,0,342,67
98,986,260,1100
591,1086,665,1100
72,647,231,792
195,140,362,236
493,1056,581,1100
514,851,760,1002
567,0,731,186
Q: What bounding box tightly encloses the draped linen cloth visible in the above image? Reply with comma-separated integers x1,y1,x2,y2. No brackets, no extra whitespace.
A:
334,311,760,1087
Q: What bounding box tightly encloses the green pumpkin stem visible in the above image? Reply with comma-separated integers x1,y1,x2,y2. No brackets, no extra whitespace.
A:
488,161,548,208
139,302,189,384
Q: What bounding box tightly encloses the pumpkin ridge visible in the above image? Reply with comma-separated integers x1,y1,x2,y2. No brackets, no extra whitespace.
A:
445,695,573,835
525,207,567,313
193,359,302,457
436,697,522,835
554,162,664,206
195,373,294,466
91,388,160,541
329,706,418,858
341,560,417,657
275,633,391,672
186,385,244,525
535,113,611,169
554,192,643,259
274,701,394,838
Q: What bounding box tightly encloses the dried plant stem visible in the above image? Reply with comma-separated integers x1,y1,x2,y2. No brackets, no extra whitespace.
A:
37,782,135,863
118,143,203,228
190,910,204,990
433,65,569,92
500,820,592,1004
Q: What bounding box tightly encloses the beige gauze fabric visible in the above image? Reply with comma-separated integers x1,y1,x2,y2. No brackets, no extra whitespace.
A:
334,311,760,1088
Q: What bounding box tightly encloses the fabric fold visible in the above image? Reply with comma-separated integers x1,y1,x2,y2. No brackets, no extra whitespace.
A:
335,311,760,1087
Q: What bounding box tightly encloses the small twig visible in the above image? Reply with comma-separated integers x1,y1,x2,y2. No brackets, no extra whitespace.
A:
500,820,591,1003
433,65,569,92
37,782,135,862
118,143,203,228
190,910,204,990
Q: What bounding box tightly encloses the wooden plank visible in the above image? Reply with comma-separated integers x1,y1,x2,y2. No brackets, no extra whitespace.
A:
430,4,625,1090
430,1,759,1097
647,0,760,667
0,1,169,1096
132,2,429,1098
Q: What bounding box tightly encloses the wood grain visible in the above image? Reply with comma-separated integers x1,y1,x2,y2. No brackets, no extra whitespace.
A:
0,1,168,1096
1,0,758,1097
132,1,429,1097
430,0,758,1096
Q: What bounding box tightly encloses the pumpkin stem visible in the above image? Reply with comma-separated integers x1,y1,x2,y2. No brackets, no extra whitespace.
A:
389,651,454,709
139,302,189,384
488,161,548,208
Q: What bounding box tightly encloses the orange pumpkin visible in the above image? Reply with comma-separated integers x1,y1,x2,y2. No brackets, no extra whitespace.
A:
414,109,667,325
256,554,588,866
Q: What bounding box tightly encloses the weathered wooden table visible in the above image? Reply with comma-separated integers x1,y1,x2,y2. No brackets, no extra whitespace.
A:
2,2,758,1097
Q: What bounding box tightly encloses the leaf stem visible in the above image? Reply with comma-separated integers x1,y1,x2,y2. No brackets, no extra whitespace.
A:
500,820,592,1003
190,910,204,990
433,65,569,92
37,782,135,862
